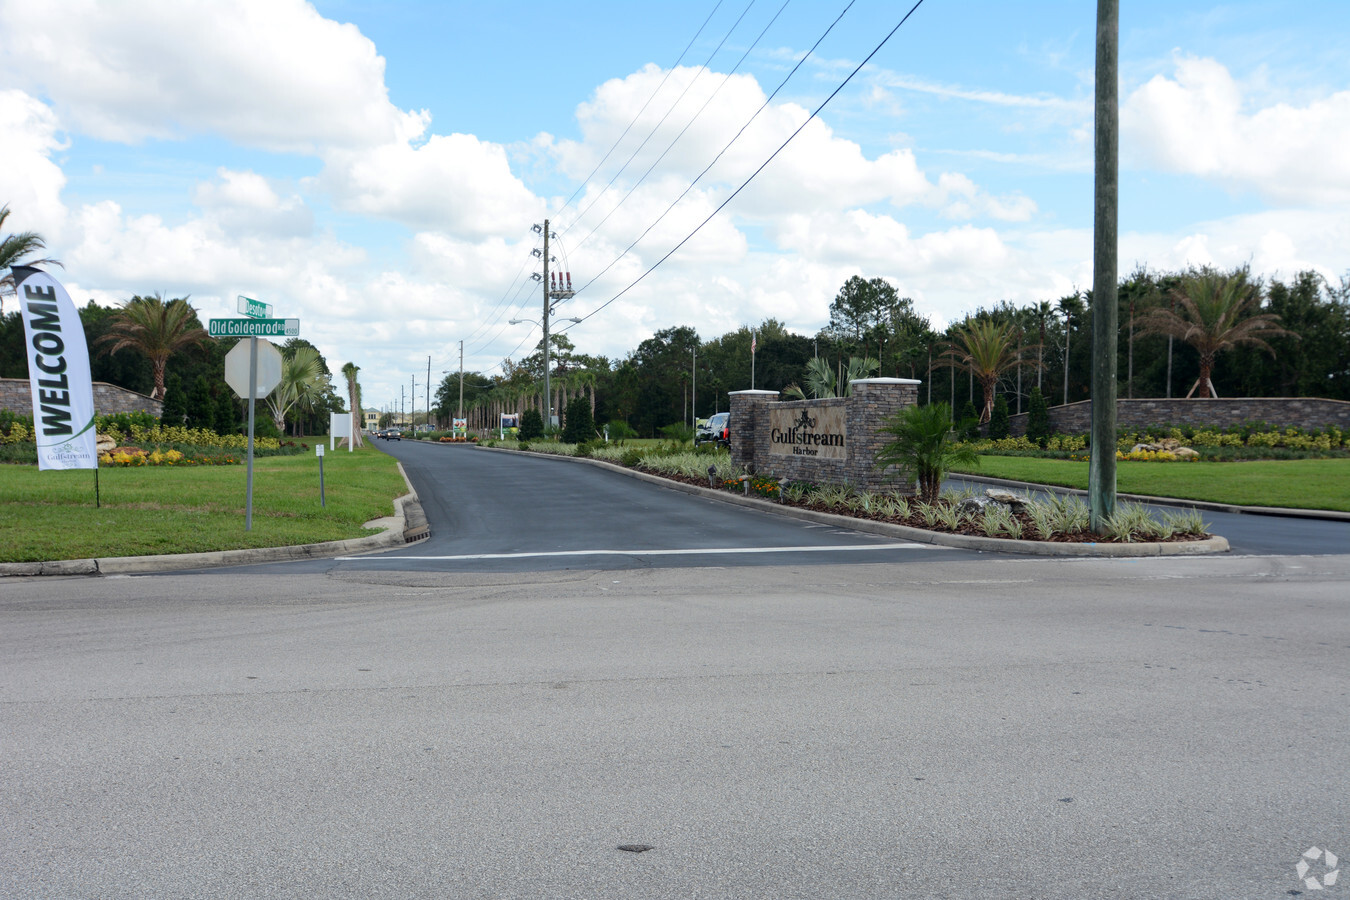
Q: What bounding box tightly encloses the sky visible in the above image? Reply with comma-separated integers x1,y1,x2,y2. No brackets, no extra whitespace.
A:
2,0,1348,414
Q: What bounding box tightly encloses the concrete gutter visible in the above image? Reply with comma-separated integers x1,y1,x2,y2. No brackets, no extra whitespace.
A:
951,472,1350,523
0,462,428,577
472,444,1230,557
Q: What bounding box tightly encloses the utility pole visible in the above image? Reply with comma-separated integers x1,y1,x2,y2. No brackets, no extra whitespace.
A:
691,345,697,431
540,217,574,429
458,339,465,424
411,374,417,430
400,385,404,429
426,355,431,430
1090,0,1119,532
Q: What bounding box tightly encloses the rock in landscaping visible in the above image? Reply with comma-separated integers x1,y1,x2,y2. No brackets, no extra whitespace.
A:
985,489,1028,511
96,433,116,454
1174,447,1199,459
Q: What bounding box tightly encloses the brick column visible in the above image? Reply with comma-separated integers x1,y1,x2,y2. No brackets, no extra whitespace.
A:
728,389,779,472
846,378,920,491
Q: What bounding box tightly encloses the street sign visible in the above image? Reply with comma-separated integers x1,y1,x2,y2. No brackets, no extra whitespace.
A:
210,318,298,338
224,338,283,398
237,295,273,318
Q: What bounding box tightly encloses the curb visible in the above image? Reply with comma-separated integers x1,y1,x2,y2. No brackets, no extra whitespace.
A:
950,473,1350,522
472,444,1231,557
0,461,428,578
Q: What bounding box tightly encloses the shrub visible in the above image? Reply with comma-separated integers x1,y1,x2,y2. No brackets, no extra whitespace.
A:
519,408,545,441
958,402,981,442
607,420,637,440
1026,387,1051,447
562,397,595,444
875,402,979,505
659,422,694,443
988,394,1010,440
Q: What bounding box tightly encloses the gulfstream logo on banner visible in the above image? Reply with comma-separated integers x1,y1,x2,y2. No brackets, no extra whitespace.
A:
15,266,98,471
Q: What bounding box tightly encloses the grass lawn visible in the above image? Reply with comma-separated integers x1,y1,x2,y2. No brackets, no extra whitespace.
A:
0,442,409,563
953,456,1350,512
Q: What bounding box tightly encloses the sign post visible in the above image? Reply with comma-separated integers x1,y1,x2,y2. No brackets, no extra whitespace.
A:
316,444,326,508
224,333,285,531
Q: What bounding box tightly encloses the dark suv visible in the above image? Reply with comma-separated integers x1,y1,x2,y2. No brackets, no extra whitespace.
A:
695,412,729,448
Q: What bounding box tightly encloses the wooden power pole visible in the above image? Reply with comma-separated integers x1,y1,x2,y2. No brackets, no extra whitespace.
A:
1090,0,1119,532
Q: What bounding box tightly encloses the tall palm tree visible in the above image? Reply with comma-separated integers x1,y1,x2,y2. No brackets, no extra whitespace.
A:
1056,292,1084,405
1139,267,1293,398
96,293,209,400
267,345,331,434
341,362,365,448
938,318,1021,423
0,204,62,312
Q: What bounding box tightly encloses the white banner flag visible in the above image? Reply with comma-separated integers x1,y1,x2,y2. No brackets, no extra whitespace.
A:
14,267,98,470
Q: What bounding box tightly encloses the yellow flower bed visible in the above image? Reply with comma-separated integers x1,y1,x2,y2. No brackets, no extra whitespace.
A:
101,423,280,451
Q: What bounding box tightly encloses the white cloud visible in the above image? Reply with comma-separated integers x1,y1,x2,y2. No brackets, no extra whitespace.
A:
320,133,542,236
0,89,68,235
194,169,313,238
1123,55,1350,205
0,0,427,152
548,64,1031,233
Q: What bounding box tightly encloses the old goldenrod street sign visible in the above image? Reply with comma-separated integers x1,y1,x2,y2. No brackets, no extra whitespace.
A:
209,318,299,337
769,406,847,459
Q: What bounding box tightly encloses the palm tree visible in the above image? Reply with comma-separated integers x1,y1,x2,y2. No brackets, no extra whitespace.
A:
1056,292,1084,405
875,402,979,505
96,293,210,400
267,345,331,434
783,356,880,400
1139,267,1293,398
938,318,1021,424
341,362,365,448
0,204,62,312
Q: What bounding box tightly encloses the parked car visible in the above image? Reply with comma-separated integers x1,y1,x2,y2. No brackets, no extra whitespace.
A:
695,412,729,447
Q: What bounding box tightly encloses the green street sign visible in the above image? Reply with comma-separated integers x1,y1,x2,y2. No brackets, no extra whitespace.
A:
237,295,273,318
209,318,299,338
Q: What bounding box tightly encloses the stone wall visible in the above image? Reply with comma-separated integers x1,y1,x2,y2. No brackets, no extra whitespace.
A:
730,378,920,493
1007,397,1350,435
1,377,163,418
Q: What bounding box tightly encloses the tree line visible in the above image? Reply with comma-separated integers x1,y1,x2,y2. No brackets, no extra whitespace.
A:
437,268,1350,438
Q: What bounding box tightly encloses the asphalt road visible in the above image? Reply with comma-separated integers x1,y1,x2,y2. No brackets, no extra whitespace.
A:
2,555,1346,899
3,441,1347,898
213,441,976,576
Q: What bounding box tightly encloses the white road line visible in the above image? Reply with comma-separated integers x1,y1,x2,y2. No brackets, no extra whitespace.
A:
337,543,934,562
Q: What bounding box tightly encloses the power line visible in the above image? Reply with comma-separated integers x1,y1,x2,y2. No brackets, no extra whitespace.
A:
558,0,759,243
553,0,728,223
563,0,790,257
562,0,929,332
567,0,859,301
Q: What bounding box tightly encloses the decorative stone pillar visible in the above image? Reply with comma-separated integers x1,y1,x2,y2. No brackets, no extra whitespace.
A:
728,389,779,472
845,378,920,491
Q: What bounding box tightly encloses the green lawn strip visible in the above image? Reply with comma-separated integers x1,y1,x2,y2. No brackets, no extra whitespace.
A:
952,456,1350,512
0,444,409,562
